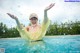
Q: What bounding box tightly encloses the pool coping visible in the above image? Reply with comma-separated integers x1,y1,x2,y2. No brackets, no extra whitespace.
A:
0,35,80,40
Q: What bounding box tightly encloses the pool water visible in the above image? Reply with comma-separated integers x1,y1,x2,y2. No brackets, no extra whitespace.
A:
0,35,80,53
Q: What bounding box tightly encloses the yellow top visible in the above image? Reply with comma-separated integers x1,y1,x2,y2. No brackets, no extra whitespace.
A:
17,19,50,41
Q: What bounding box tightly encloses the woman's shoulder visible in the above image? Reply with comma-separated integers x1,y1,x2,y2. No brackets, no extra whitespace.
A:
26,26,30,31
37,24,41,28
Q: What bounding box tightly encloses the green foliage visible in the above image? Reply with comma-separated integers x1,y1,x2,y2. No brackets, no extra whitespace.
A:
0,22,20,38
0,20,80,38
46,20,80,35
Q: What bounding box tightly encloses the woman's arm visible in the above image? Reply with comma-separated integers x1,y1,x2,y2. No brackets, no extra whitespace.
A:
7,13,22,29
44,10,48,23
37,3,55,39
43,3,55,23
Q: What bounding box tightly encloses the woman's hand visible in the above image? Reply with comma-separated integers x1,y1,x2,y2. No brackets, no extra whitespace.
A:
7,13,18,20
44,3,55,11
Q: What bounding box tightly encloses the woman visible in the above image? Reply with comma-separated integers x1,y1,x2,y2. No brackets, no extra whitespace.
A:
7,3,55,41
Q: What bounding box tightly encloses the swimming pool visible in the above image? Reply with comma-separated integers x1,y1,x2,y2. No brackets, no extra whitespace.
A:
0,35,80,53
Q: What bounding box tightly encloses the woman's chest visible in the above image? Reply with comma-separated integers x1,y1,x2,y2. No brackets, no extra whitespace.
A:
29,26,41,33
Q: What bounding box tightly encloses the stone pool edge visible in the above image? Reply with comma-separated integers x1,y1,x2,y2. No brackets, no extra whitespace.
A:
0,35,80,40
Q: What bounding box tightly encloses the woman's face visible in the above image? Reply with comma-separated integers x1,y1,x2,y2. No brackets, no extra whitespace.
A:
30,17,38,24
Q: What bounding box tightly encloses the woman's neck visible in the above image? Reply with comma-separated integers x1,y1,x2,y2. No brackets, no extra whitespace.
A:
31,23,38,27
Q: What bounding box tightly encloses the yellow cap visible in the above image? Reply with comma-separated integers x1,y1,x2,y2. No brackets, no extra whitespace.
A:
29,13,38,20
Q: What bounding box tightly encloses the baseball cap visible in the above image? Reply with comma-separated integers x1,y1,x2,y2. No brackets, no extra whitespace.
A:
29,13,38,20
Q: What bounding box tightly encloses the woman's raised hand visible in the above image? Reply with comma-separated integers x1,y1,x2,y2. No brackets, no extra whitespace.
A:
7,13,17,20
44,3,55,11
